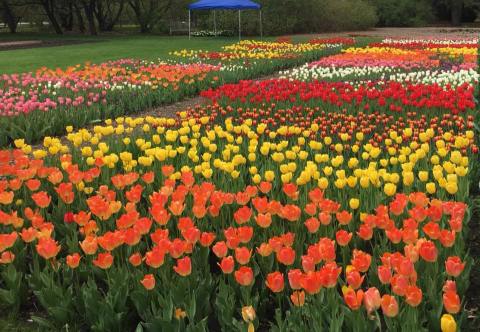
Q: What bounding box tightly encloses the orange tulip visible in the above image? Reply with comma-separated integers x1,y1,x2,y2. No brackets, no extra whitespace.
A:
288,269,303,290
351,249,372,273
55,182,75,204
26,179,41,191
20,227,37,243
342,286,364,310
237,226,253,244
234,266,254,286
280,204,302,222
0,232,18,252
235,247,252,265
282,183,299,200
93,252,114,269
174,256,192,277
336,210,352,225
66,253,81,269
218,256,235,274
212,241,228,258
31,191,51,208
419,240,438,262
0,251,15,264
381,295,399,317
255,213,272,228
300,271,322,295
36,237,61,260
304,217,320,233
266,271,284,293
145,246,166,268
234,206,252,224
405,285,422,307
256,242,273,257
199,232,216,247
290,290,306,307
80,235,98,255
276,247,295,266
363,287,381,314
336,230,352,246
98,231,124,251
0,191,14,205
141,274,156,290
445,256,465,277
346,266,364,289
443,291,460,314
129,252,143,267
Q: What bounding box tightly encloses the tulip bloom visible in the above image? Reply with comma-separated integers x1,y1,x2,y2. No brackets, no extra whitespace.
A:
405,285,423,307
443,291,461,314
66,253,81,269
381,295,399,317
276,247,295,266
440,314,457,332
234,266,254,286
235,247,252,265
419,241,438,262
129,252,143,267
218,256,235,274
36,237,61,260
266,271,285,293
141,274,156,290
363,287,381,314
212,241,228,258
0,251,15,264
93,252,114,269
291,290,306,307
174,256,192,277
445,256,465,277
31,191,51,208
342,286,364,310
288,269,303,290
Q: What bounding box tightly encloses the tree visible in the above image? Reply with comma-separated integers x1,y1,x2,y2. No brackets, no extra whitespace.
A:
128,0,172,33
0,0,19,33
94,0,125,31
81,0,97,35
38,0,63,34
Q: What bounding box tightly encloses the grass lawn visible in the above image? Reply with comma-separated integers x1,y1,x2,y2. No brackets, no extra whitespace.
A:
0,34,251,74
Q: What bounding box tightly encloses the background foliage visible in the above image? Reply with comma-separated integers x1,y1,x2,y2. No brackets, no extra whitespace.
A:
0,0,479,35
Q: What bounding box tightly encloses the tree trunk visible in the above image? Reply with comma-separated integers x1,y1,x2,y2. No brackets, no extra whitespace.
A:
40,0,63,34
451,0,463,26
1,0,18,33
83,0,97,35
74,3,85,33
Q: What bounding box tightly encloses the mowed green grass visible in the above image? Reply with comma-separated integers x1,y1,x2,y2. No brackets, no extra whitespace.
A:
0,34,244,74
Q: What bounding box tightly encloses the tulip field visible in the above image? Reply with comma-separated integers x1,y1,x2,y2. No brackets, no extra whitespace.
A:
0,36,479,331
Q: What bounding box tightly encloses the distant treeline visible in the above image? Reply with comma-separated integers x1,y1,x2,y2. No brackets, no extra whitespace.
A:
0,0,478,35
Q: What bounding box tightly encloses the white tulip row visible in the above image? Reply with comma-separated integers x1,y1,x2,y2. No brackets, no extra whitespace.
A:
279,63,479,87
386,69,479,87
279,64,400,81
381,38,478,45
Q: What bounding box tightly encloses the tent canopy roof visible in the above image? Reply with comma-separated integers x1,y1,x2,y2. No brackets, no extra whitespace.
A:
189,0,261,10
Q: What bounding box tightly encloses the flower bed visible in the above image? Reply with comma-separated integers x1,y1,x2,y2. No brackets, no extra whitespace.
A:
0,40,347,148
0,36,478,331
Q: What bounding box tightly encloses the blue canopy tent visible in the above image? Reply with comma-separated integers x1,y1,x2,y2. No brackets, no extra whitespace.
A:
188,0,262,40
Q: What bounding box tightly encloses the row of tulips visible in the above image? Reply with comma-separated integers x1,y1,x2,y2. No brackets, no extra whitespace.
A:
0,40,348,147
0,113,476,331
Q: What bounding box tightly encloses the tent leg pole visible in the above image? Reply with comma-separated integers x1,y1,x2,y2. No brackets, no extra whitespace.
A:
188,10,191,40
260,10,263,39
238,10,241,41
214,10,217,37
